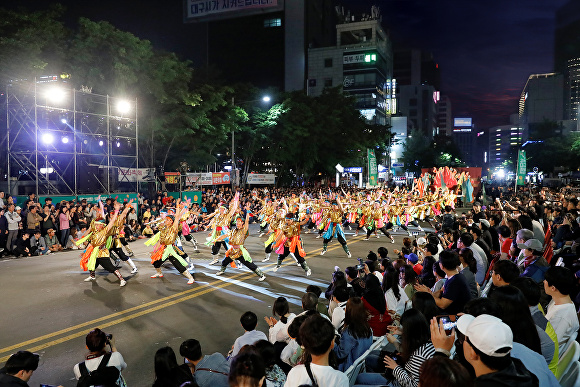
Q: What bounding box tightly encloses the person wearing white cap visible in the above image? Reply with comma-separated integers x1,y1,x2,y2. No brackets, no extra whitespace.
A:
517,239,549,283
457,314,538,386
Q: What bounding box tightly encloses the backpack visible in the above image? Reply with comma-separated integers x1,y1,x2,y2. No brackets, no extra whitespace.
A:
77,352,120,387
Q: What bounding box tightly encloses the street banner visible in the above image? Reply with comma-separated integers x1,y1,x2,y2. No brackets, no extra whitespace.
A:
516,150,527,186
212,172,230,185
164,172,180,184
247,173,276,184
183,191,202,204
118,168,155,182
367,149,378,186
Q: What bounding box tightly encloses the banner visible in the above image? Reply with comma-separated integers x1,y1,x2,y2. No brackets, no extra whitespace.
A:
247,173,276,184
182,191,202,204
367,149,378,186
118,168,155,182
185,173,213,186
516,150,527,186
212,172,230,185
164,172,180,184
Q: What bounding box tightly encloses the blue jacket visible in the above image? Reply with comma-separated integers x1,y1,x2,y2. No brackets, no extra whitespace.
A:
333,329,373,372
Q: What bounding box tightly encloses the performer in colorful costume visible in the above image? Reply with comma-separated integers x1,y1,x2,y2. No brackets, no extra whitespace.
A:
320,197,351,257
205,193,239,265
272,212,311,276
215,212,266,281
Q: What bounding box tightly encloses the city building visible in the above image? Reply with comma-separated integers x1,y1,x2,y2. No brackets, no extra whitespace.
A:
488,121,524,173
307,6,394,127
452,118,476,167
437,95,453,136
184,0,336,92
555,0,580,121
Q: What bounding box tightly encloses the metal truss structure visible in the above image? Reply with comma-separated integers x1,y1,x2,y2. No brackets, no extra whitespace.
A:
3,76,138,195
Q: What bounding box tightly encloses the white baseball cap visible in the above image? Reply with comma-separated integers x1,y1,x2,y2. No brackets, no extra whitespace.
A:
457,314,513,357
417,237,427,246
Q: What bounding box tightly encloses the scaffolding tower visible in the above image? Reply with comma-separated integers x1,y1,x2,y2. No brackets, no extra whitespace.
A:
3,76,138,196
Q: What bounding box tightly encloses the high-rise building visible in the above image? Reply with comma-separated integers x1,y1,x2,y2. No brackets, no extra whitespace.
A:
555,1,580,120
184,0,336,92
437,95,453,136
307,6,394,127
488,123,524,173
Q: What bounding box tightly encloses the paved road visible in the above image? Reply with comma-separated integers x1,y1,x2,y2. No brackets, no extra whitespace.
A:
0,223,430,387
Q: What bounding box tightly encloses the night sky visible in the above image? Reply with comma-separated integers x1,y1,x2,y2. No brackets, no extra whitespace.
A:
4,0,570,130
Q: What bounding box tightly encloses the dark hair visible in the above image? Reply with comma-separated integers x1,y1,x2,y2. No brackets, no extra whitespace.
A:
412,292,439,322
444,205,452,213
344,266,358,279
377,246,389,258
497,225,511,238
287,312,314,342
507,218,522,238
5,351,39,375
419,255,436,288
489,286,542,355
510,277,541,306
299,315,335,356
517,215,533,232
273,297,291,323
306,285,322,297
154,346,180,381
367,251,378,261
240,311,258,331
463,298,501,318
399,309,431,362
489,214,501,226
254,340,276,368
459,232,474,247
419,357,473,387
228,352,265,387
85,328,107,353
470,226,482,238
344,297,372,339
459,248,477,274
301,292,318,312
433,262,446,278
400,265,418,286
333,285,350,303
380,258,392,271
493,260,519,284
439,250,461,271
382,266,401,301
544,266,575,296
425,243,438,255
180,339,202,361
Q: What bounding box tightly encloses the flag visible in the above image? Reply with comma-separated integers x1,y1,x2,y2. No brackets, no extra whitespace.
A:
482,183,488,206
543,224,553,263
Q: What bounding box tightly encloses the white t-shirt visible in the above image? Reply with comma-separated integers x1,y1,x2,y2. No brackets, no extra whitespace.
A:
385,285,409,316
284,363,348,387
73,351,126,386
545,300,579,349
331,302,347,331
269,313,296,344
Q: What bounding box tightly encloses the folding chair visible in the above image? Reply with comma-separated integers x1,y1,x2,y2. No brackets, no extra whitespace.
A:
557,340,580,380
559,360,580,387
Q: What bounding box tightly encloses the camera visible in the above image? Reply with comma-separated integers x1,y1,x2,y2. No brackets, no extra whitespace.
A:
354,258,365,271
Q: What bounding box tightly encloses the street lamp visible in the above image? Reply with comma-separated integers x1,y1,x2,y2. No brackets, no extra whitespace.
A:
230,95,271,188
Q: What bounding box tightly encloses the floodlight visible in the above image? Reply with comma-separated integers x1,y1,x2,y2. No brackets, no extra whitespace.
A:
61,137,69,144
116,141,121,148
116,100,131,114
262,96,271,102
41,133,54,144
496,170,505,179
45,86,66,104
99,140,104,146
61,118,67,124
40,167,54,174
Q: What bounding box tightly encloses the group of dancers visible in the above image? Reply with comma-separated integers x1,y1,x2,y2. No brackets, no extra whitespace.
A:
76,187,455,286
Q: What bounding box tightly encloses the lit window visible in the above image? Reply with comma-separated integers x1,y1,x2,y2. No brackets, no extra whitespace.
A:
264,18,282,28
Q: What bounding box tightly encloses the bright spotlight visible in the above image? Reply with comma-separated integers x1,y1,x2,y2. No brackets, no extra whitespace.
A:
116,100,131,114
41,133,54,144
262,96,271,102
45,86,66,104
61,137,69,144
116,141,121,148
99,140,104,146
496,170,505,179
61,118,67,124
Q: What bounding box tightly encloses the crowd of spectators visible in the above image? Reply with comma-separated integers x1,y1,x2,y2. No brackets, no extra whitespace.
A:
1,184,580,386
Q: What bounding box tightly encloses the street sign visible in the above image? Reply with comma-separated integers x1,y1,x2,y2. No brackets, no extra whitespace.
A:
344,167,363,173
392,162,404,167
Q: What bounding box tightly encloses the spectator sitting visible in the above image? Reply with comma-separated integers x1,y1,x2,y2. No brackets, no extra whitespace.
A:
481,259,520,298
229,351,265,387
13,232,31,258
377,246,389,260
400,264,418,301
265,296,296,345
73,328,127,386
419,357,473,387
517,239,549,283
45,229,63,252
230,312,267,359
344,266,364,297
458,248,479,299
383,265,408,317
405,253,423,276
543,266,580,352
457,232,487,285
456,314,539,386
299,292,330,321
333,297,373,371
280,313,313,367
180,339,229,387
330,285,350,331
431,262,447,293
305,284,329,317
152,346,195,387
284,314,349,387
0,351,40,386
30,230,50,256
497,225,513,260
418,244,438,288
362,274,392,336
254,340,286,387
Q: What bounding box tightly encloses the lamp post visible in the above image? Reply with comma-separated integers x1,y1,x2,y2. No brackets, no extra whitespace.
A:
230,95,271,189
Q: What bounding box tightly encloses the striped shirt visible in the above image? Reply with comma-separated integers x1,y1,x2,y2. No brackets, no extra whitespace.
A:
392,342,435,387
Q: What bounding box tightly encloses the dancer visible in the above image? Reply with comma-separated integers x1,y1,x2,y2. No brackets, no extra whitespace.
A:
272,212,311,276
77,209,128,286
109,200,138,274
205,193,239,265
320,197,351,257
366,200,395,243
146,202,195,284
262,206,286,262
215,212,266,281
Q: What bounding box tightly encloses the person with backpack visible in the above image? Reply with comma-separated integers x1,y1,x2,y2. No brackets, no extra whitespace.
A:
73,328,127,387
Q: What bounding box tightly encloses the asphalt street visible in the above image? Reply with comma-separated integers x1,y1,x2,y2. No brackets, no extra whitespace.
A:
0,223,431,387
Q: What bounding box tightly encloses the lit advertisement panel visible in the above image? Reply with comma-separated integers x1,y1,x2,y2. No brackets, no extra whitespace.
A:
454,117,472,127
184,0,283,22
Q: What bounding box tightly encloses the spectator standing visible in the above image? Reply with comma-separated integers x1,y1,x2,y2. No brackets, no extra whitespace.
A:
26,205,43,235
5,204,21,253
58,207,71,248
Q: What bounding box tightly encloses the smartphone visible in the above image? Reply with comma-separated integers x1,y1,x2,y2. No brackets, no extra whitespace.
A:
436,315,458,334
40,384,57,387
